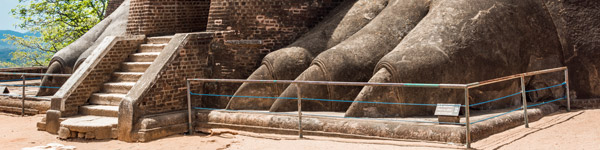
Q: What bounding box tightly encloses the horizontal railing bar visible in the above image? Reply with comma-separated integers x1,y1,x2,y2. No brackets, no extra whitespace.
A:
189,67,566,90
468,67,567,89
523,67,567,76
187,79,468,89
0,72,71,77
468,74,521,89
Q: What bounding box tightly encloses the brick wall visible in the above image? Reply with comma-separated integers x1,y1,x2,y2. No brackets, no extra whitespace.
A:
105,0,125,17
207,0,342,53
202,0,344,108
138,33,213,114
62,38,143,116
127,0,211,36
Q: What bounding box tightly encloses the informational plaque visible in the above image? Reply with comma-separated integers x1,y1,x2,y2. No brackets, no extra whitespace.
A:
434,103,461,116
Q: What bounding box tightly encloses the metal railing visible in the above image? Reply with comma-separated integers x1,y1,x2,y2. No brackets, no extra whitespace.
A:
0,72,71,116
185,67,570,148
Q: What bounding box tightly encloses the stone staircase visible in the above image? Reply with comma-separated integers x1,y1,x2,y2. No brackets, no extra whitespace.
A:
55,36,172,140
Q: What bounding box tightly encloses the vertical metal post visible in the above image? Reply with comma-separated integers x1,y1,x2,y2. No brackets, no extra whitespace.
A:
520,75,529,128
186,79,193,135
464,87,471,149
21,75,25,116
296,83,303,138
565,68,571,112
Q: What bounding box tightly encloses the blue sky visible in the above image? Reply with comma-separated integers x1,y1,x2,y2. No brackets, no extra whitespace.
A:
0,1,25,33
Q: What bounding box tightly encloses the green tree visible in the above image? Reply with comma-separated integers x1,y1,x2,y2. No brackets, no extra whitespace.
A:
2,0,108,67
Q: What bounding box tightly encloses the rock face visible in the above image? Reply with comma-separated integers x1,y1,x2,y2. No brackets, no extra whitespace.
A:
229,0,600,117
545,0,600,99
226,0,389,110
269,0,431,112
346,0,563,117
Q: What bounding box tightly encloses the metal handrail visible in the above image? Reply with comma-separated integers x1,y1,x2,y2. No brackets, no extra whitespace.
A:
0,72,71,77
185,66,571,149
188,79,468,89
0,72,71,117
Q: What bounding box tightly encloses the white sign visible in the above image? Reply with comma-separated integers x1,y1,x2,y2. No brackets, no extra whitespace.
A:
434,103,461,116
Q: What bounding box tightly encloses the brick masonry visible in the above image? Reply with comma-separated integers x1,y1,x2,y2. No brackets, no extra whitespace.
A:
62,38,143,116
127,0,211,36
201,0,344,108
105,0,125,17
138,33,213,114
122,0,346,109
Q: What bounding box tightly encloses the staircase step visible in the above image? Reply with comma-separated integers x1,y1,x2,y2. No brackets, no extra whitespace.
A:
139,44,167,53
147,36,173,44
89,93,126,106
101,82,135,94
79,105,119,117
58,115,117,140
120,62,152,72
112,72,143,82
128,52,160,62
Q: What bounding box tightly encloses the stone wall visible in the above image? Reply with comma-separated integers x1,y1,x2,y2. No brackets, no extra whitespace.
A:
105,0,125,17
127,0,211,36
58,36,144,116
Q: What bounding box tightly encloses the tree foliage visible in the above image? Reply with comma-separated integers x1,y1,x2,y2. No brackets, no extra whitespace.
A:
1,0,108,67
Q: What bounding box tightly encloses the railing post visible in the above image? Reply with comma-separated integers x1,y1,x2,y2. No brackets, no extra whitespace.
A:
296,83,303,138
464,87,471,149
564,68,571,112
520,75,529,128
21,75,25,116
186,79,193,135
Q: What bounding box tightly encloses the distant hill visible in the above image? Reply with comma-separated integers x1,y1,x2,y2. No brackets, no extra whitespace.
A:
0,30,39,63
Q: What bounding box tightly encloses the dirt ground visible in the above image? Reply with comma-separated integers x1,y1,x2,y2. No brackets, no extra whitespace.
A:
1,109,598,150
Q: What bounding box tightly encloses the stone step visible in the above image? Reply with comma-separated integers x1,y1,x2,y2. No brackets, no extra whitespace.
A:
146,36,173,44
58,115,117,140
89,93,126,106
128,52,160,62
101,82,136,94
139,44,167,53
120,62,152,72
79,105,119,117
112,72,143,82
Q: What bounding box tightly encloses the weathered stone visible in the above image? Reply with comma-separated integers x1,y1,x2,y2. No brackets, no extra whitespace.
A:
228,0,387,110
270,0,431,112
94,127,112,140
77,132,85,138
85,132,95,139
70,131,77,138
57,127,70,139
346,0,563,117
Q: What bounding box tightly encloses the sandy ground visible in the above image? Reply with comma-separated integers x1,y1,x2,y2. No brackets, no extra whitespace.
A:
1,109,599,150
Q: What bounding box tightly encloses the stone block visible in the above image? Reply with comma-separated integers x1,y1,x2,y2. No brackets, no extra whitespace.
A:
437,116,460,124
58,127,71,139
85,132,96,139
